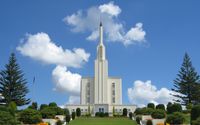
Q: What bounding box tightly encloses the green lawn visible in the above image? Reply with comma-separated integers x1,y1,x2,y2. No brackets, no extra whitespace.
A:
70,117,137,125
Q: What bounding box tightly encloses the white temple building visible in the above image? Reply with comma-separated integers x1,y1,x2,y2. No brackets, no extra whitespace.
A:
65,22,136,116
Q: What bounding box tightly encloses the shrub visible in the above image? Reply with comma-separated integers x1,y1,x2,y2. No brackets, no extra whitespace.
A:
0,105,9,112
141,108,154,115
19,108,42,124
41,107,56,119
28,102,38,110
76,108,81,117
136,115,141,124
65,115,71,123
49,102,57,107
56,120,62,125
135,107,154,115
147,103,155,109
165,112,185,124
122,108,128,116
54,107,64,115
64,108,70,115
104,112,109,117
167,103,182,114
40,104,48,110
191,105,200,121
134,108,142,115
95,112,109,117
156,104,165,110
72,112,76,120
95,112,100,117
99,112,105,117
0,110,19,125
192,117,200,125
129,112,133,119
146,119,153,125
151,109,165,119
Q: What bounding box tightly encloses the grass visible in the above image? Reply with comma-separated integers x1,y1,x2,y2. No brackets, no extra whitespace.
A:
70,117,137,125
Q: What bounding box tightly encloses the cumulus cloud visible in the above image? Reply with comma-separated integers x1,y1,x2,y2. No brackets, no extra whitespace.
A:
17,32,90,104
99,1,121,17
63,1,146,46
128,80,177,107
52,65,81,96
17,32,90,68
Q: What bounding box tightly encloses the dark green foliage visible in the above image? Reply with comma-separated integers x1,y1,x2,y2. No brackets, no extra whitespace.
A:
0,53,30,106
166,112,185,124
167,103,182,114
64,108,70,115
104,112,109,117
54,107,64,115
191,105,200,121
156,104,165,110
146,119,153,125
49,102,57,107
40,104,64,118
134,108,143,115
129,112,133,119
192,117,200,125
29,102,38,110
72,112,76,120
76,108,81,117
172,53,200,105
0,105,9,112
135,107,154,115
19,108,42,124
147,103,155,109
8,101,17,116
136,116,141,124
151,109,165,119
41,107,56,118
122,108,128,116
66,114,71,123
40,104,48,110
56,120,62,125
0,110,19,125
95,112,109,117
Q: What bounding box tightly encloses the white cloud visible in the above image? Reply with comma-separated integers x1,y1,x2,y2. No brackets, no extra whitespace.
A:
99,1,121,17
17,32,90,104
17,32,90,68
128,80,177,107
52,65,81,96
124,23,146,45
63,1,146,46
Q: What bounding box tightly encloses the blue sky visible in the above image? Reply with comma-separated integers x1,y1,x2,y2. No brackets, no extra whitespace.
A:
0,0,200,107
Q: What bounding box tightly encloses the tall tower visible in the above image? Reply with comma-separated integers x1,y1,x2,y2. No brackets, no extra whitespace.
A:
94,22,108,104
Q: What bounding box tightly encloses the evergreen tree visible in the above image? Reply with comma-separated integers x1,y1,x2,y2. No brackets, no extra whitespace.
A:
0,53,30,106
172,53,200,105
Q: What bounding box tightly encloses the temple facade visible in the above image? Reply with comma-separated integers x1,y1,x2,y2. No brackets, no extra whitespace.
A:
65,22,136,116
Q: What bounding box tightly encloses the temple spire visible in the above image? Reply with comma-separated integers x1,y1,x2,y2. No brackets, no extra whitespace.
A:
99,22,103,45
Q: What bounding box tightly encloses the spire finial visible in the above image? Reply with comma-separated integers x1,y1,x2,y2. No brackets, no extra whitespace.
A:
100,21,102,26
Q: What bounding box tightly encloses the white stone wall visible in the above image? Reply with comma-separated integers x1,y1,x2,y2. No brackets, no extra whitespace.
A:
107,77,122,105
81,77,94,105
65,105,92,115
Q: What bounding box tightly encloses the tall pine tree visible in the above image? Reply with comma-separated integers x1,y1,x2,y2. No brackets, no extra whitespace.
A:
0,53,30,106
172,53,200,105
